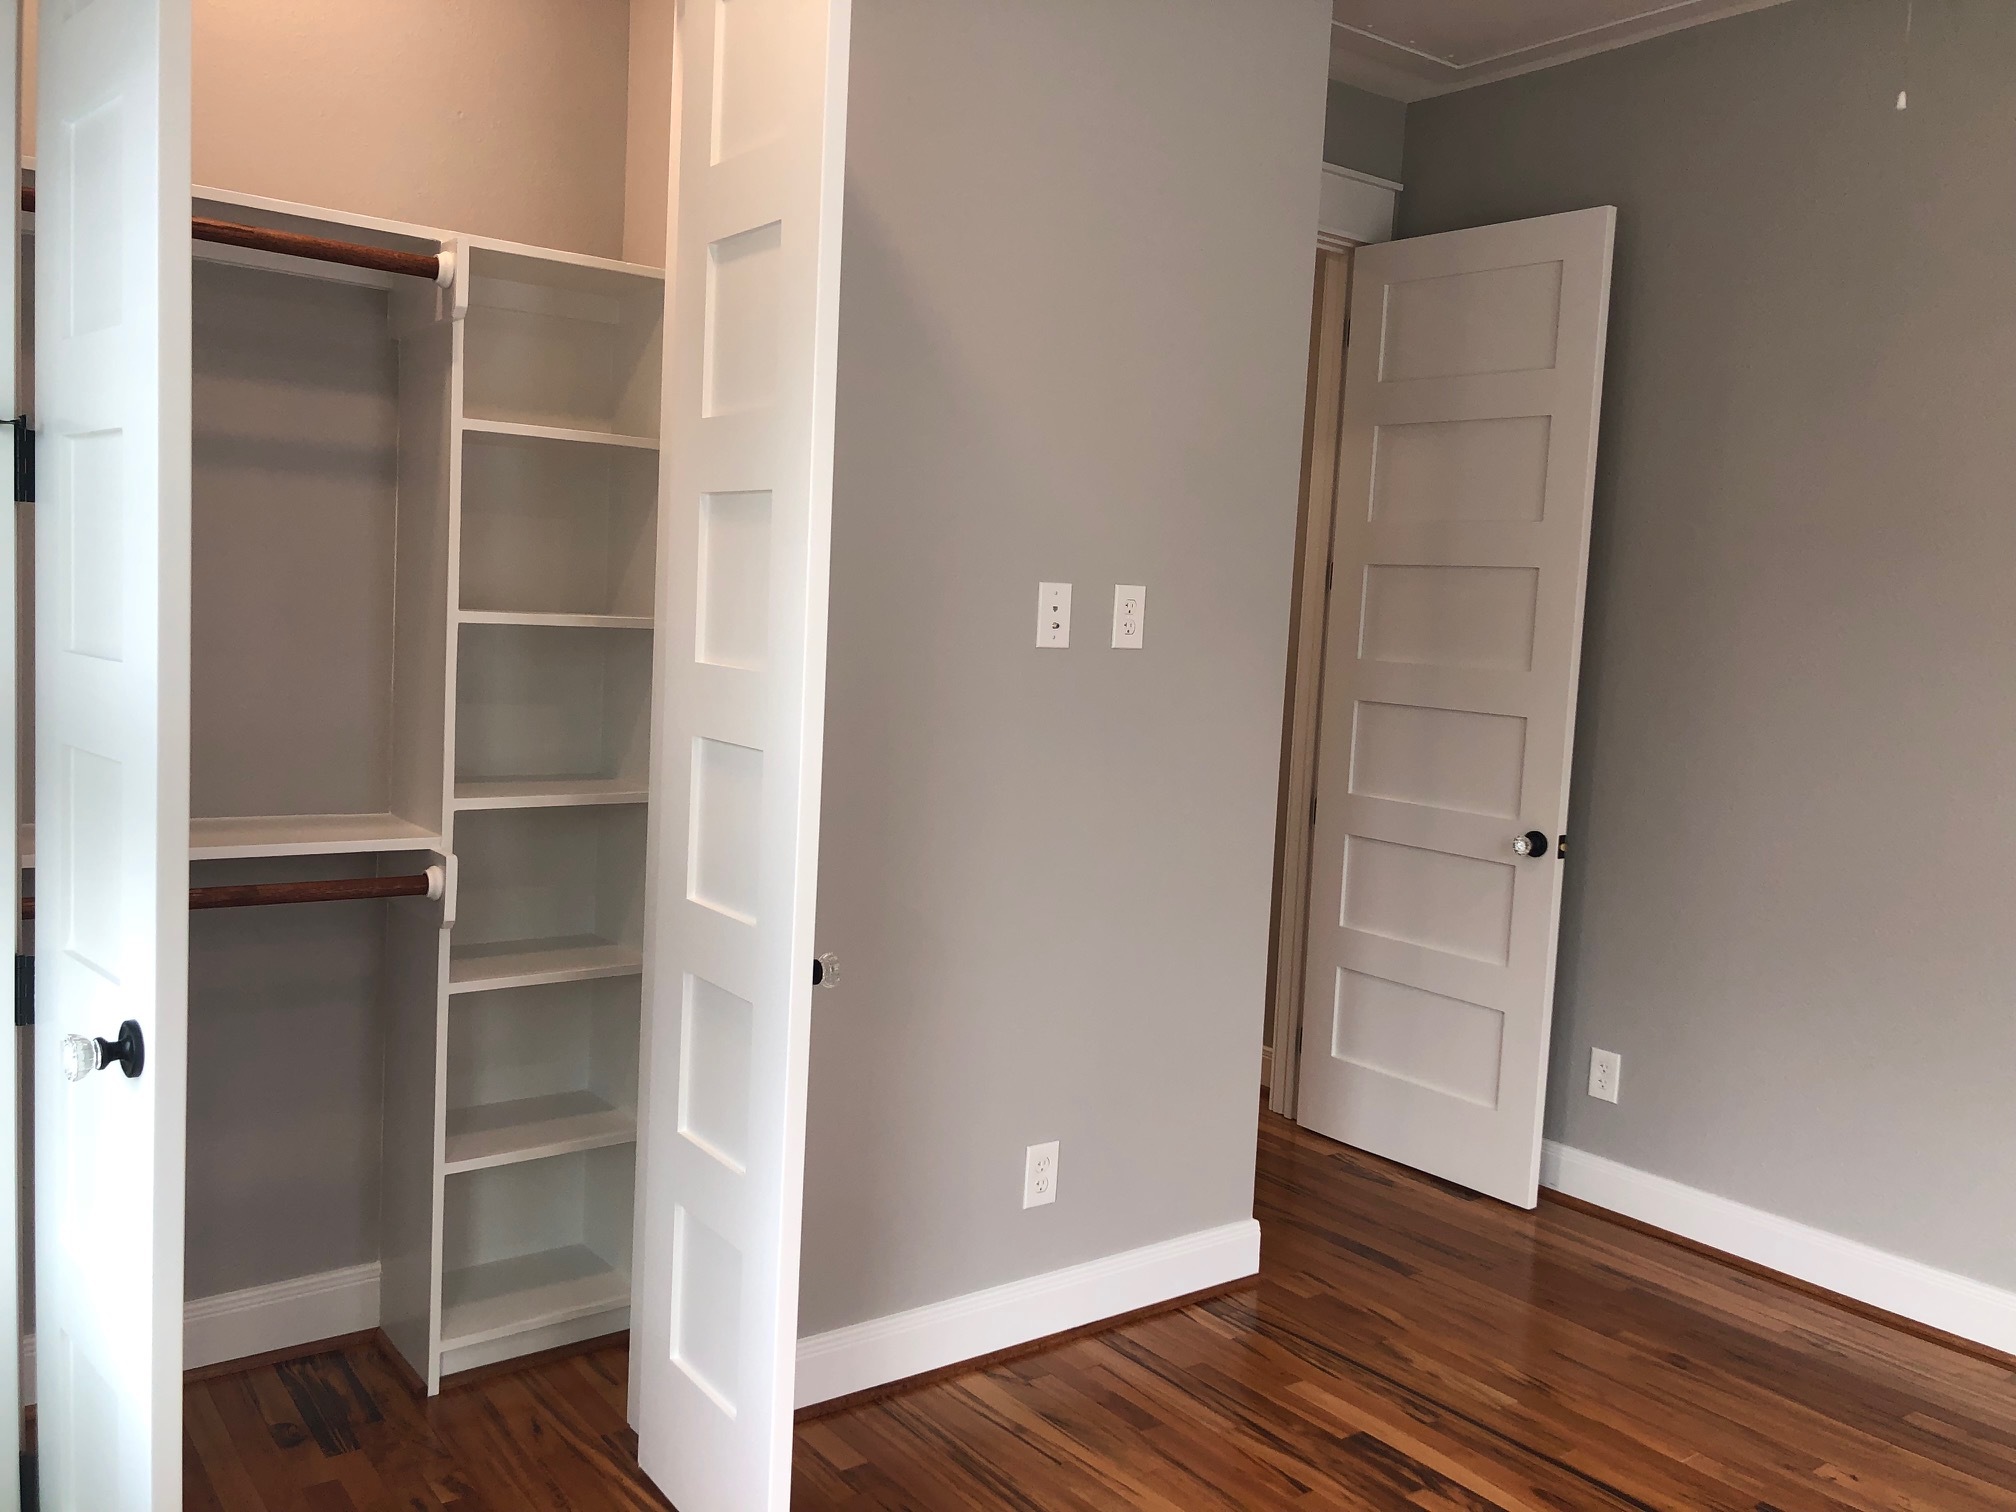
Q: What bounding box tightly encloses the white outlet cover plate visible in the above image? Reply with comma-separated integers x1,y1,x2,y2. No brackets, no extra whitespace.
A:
1588,1047,1621,1103
1036,582,1071,648
1023,1140,1059,1208
1112,584,1145,648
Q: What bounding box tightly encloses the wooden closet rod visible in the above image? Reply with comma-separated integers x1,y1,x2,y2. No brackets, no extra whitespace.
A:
20,865,444,921
17,185,444,282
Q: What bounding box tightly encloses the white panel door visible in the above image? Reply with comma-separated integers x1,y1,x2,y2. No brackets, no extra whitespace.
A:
33,0,191,1507
631,1,850,1508
1297,209,1613,1207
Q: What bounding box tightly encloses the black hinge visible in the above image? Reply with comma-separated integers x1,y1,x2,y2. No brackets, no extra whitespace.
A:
9,415,31,504
20,1449,36,1512
13,953,30,1028
1324,559,1334,593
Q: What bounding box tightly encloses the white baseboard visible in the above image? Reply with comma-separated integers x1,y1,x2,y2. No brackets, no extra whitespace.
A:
794,1218,1260,1409
22,1260,381,1406
1541,1141,2016,1357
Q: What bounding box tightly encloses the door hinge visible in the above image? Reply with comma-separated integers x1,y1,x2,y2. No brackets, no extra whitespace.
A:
1324,558,1333,594
14,953,30,1028
20,1449,36,1512
9,415,32,504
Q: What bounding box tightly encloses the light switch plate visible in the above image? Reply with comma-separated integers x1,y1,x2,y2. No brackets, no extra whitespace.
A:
1036,582,1071,648
1112,584,1145,649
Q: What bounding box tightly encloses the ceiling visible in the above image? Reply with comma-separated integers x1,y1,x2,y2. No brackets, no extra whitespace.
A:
1330,0,1795,100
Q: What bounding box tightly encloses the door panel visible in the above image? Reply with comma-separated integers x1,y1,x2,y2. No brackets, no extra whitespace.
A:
632,1,851,1508
1297,209,1613,1207
33,0,191,1505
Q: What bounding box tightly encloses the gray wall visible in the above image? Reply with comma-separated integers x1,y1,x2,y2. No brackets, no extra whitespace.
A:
800,0,1330,1334
1401,0,2016,1289
1324,78,1405,180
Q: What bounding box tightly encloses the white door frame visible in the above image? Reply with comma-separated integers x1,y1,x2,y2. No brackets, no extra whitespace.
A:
1266,244,1352,1120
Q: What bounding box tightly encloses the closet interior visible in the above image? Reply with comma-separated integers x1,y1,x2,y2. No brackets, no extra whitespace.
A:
19,19,681,1395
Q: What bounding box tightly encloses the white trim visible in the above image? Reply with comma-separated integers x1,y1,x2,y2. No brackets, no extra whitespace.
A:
793,1219,1260,1409
1328,1,1797,103
1318,163,1395,248
22,1262,382,1406
1542,1142,2016,1357
1321,162,1403,195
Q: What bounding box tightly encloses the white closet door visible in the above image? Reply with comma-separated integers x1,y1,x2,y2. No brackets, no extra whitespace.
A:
33,1,191,1507
1297,209,1613,1208
0,5,18,1508
631,1,851,1508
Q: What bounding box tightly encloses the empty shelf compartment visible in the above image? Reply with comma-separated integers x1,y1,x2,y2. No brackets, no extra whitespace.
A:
445,977,639,1170
459,427,659,619
455,622,652,789
438,1245,629,1352
440,1145,635,1354
462,247,664,438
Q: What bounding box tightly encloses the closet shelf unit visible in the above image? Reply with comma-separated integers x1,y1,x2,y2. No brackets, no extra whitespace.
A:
156,187,668,1392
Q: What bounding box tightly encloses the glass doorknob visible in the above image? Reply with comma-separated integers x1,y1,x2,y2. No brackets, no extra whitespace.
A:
61,1020,145,1081
1512,831,1551,859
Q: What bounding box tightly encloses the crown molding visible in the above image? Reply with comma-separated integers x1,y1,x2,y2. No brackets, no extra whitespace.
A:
1330,0,1795,102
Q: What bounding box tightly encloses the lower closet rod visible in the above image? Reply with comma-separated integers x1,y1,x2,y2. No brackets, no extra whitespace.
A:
19,864,445,921
18,185,445,282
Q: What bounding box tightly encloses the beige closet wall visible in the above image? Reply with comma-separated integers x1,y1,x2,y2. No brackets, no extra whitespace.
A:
24,0,638,258
800,0,1330,1334
1402,0,2016,1290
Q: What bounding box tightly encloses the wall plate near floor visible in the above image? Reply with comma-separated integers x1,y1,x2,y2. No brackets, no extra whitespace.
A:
1023,1141,1059,1208
1588,1047,1621,1103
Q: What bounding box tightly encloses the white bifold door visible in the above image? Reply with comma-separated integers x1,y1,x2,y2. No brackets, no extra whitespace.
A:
630,0,850,1508
33,0,193,1508
1297,209,1615,1208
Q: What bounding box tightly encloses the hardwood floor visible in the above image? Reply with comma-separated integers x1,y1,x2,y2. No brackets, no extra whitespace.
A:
184,1112,2016,1509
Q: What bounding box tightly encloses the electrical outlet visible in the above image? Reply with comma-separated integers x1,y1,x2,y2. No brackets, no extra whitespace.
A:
1111,584,1145,648
1023,1141,1059,1208
1588,1047,1621,1104
1036,582,1071,648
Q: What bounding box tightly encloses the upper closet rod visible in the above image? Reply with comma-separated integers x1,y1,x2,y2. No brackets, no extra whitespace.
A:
19,866,445,921
17,185,445,282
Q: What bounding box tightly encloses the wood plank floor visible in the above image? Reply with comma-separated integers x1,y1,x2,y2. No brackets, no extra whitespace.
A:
184,1112,2016,1509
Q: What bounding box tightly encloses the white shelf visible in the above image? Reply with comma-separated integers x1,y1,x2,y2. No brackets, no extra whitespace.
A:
438,1245,630,1353
453,777,648,811
443,1091,635,1174
448,935,644,994
191,813,441,859
460,416,657,451
19,813,441,867
457,609,653,631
